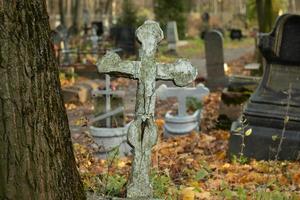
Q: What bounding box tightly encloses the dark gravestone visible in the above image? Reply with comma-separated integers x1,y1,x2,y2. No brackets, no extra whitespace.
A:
114,26,136,55
204,30,228,91
91,21,104,36
229,14,300,160
230,29,243,40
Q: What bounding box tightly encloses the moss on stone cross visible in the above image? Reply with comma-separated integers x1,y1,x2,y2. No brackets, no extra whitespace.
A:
97,20,197,198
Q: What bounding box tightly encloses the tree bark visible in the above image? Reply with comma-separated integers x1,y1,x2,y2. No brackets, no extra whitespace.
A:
59,0,66,26
256,0,273,33
0,1,86,199
71,0,80,33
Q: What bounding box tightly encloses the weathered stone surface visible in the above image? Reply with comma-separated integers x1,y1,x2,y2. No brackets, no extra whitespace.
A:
204,30,228,91
229,14,300,160
157,84,209,136
97,20,197,198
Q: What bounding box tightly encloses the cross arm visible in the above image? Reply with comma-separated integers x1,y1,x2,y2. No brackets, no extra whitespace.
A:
97,51,141,79
156,59,197,86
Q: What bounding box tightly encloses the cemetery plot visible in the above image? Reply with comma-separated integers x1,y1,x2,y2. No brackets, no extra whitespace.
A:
61,16,300,199
6,1,300,200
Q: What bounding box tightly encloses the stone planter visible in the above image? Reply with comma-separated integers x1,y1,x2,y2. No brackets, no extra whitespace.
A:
90,121,132,157
164,110,201,137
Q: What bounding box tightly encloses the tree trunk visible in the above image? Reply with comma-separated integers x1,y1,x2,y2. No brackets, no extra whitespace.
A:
0,1,86,199
59,0,66,25
256,0,273,33
71,0,80,33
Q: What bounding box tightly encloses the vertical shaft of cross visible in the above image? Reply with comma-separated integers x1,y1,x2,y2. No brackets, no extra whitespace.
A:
105,74,111,127
178,95,187,116
96,20,198,199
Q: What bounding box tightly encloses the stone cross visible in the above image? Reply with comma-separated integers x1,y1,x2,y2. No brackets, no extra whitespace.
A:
92,75,125,127
204,30,228,91
156,84,209,116
97,20,197,198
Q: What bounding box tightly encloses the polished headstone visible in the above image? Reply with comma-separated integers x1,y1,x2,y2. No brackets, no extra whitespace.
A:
229,14,300,160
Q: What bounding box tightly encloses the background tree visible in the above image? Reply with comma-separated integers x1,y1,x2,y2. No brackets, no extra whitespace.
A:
70,0,80,33
154,0,186,39
118,0,138,27
246,0,287,32
0,1,86,199
59,0,66,26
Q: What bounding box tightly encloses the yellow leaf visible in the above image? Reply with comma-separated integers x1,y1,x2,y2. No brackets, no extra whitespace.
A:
181,187,195,200
245,128,252,136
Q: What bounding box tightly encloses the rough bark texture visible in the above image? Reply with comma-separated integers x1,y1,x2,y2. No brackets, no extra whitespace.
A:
0,1,86,200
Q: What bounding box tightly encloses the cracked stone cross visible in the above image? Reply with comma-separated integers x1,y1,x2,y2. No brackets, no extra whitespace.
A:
97,20,197,199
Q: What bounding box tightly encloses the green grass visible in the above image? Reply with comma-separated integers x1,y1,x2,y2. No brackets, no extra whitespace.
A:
157,37,255,61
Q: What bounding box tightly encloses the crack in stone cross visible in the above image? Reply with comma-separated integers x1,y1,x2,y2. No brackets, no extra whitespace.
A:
97,20,197,198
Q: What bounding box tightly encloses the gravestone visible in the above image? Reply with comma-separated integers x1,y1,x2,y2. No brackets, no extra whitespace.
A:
230,29,243,40
115,26,136,55
229,14,300,160
156,84,209,136
204,30,228,91
90,27,100,53
91,21,104,36
167,21,179,52
56,25,71,64
97,20,197,198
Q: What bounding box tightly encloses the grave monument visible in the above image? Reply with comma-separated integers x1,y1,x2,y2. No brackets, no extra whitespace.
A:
156,84,209,136
204,30,228,91
97,20,197,198
56,25,71,64
89,75,131,157
229,14,300,160
167,21,179,53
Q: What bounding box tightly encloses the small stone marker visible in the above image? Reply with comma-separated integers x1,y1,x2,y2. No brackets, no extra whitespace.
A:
167,21,179,52
157,84,209,135
97,20,197,198
204,30,228,91
90,27,100,53
56,25,71,64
